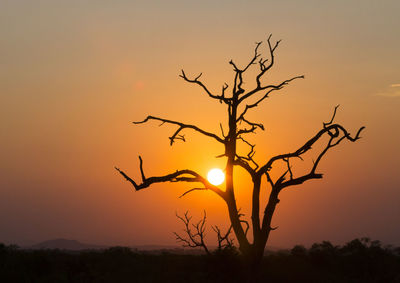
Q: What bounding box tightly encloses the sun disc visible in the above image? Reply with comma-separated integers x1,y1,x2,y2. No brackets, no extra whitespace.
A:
207,168,225,186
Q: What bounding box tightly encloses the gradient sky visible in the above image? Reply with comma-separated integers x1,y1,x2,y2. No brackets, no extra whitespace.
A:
1,0,399,248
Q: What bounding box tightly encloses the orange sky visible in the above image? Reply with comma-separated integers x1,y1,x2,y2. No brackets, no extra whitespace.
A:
1,0,399,248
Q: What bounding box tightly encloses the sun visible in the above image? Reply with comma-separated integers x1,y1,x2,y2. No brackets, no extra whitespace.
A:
207,168,225,186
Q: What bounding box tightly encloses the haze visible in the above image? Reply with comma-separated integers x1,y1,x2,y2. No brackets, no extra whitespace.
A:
1,0,399,248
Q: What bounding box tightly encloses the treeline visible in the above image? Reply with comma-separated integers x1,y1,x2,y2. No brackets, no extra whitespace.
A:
1,238,399,282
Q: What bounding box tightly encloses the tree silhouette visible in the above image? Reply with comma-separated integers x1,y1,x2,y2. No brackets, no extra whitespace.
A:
115,35,365,265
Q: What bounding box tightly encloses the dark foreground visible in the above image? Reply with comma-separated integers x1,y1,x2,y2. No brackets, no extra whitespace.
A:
1,238,399,283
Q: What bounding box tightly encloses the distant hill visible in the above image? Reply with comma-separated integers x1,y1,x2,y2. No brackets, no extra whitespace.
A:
28,239,107,251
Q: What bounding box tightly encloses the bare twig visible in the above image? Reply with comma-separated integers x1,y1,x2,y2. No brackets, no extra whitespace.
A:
179,187,207,198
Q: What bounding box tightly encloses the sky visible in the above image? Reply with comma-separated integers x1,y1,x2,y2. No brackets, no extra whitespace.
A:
1,0,399,248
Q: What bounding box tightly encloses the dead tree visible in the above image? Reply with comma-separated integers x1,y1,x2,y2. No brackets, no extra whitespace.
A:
115,35,365,264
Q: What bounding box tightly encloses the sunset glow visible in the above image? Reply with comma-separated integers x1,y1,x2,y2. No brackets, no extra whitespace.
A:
0,0,399,251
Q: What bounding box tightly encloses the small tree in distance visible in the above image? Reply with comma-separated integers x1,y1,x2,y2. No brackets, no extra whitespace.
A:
115,35,365,266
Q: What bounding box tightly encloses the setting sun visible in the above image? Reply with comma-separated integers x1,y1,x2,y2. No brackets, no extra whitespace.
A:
207,168,225,186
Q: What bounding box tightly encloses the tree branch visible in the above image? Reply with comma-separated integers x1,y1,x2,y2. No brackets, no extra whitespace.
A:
238,75,304,104
115,156,225,200
258,124,365,177
259,106,365,191
237,136,259,170
233,156,256,177
134,115,225,145
180,70,231,104
229,41,262,96
255,34,280,88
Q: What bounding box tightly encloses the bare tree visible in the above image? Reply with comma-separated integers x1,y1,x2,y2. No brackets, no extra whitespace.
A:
115,35,365,265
